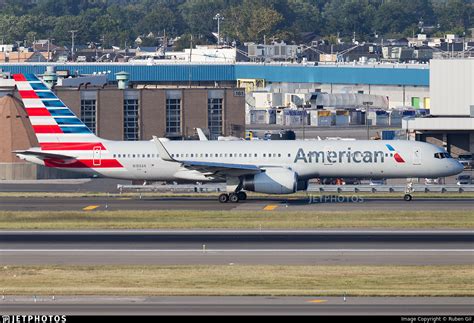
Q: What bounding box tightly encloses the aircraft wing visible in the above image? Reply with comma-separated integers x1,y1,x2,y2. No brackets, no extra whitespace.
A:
152,136,262,177
14,150,76,161
180,160,261,177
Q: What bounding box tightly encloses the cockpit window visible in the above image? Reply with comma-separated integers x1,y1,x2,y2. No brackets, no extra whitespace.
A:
434,152,452,159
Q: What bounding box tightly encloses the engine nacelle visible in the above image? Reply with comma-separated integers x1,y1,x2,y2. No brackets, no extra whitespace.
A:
242,168,297,194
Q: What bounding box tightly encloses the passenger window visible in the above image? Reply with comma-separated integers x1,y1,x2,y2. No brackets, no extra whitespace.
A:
278,153,281,157
229,153,233,157
244,153,247,157
288,153,291,157
263,153,266,157
254,153,257,157
132,154,135,158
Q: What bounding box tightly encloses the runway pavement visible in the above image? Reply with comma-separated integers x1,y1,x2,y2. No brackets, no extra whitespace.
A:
0,196,473,211
1,230,472,265
1,296,473,315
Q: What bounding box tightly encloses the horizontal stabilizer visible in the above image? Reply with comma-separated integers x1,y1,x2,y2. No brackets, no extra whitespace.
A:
14,150,75,160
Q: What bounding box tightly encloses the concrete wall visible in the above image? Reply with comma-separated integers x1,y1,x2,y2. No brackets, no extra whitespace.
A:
182,89,207,138
225,89,246,137
430,59,474,116
0,163,84,180
97,90,124,140
140,89,166,140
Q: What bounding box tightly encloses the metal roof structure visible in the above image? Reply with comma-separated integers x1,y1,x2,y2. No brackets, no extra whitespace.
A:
0,63,429,86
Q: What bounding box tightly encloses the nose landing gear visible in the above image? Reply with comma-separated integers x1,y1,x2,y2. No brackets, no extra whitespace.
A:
404,181,414,202
218,191,247,203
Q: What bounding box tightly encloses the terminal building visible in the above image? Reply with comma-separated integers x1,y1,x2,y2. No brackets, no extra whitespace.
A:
404,59,474,156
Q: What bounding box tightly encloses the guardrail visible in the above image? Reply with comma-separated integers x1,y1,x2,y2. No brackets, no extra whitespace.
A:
117,183,474,194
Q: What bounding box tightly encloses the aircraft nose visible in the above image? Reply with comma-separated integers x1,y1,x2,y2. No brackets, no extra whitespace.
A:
452,160,464,175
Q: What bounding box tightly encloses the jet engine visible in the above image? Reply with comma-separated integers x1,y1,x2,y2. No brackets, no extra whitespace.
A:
242,168,298,194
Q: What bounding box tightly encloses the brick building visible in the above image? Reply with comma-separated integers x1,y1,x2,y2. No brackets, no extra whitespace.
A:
55,86,245,141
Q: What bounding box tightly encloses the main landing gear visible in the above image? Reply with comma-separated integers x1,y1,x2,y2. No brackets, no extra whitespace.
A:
219,191,247,203
404,181,414,202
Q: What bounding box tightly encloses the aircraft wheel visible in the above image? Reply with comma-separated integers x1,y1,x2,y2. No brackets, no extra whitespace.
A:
403,194,413,202
237,191,247,201
219,193,229,203
229,193,240,203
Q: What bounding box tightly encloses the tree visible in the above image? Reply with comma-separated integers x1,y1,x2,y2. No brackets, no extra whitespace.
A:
322,0,376,40
179,0,226,36
223,0,283,42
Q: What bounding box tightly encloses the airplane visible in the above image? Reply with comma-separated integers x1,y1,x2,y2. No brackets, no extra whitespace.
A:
12,73,464,203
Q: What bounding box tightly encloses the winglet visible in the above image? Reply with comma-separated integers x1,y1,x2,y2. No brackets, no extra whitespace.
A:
152,136,176,162
196,128,208,141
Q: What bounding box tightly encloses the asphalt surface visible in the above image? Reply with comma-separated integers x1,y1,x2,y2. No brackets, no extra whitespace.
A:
0,196,474,211
1,230,472,265
1,296,473,315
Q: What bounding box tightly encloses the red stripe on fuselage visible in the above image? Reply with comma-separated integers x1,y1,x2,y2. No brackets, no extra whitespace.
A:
394,153,405,163
25,108,51,117
19,90,38,99
32,125,63,133
13,74,27,81
44,159,123,168
40,142,106,150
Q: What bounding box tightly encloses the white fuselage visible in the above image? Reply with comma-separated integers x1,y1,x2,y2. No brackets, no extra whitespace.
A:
22,139,464,182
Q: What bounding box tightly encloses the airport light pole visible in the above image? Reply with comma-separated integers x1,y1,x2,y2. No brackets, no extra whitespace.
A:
363,101,373,140
69,30,78,62
214,13,224,47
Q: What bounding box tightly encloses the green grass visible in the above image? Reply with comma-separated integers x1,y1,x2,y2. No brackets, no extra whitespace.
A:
1,265,471,297
0,209,473,230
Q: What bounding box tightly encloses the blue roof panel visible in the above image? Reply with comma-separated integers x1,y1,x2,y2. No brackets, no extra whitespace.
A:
0,63,429,86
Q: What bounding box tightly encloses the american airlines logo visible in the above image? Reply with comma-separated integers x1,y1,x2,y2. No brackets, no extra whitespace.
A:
294,148,386,164
294,145,406,164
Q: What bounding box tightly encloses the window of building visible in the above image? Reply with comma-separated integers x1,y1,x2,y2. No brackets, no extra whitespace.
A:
80,98,96,134
124,98,139,141
208,97,223,140
166,98,181,135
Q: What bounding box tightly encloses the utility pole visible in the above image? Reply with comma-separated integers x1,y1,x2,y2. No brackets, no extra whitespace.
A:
363,101,373,140
213,13,224,47
69,30,78,62
47,38,54,62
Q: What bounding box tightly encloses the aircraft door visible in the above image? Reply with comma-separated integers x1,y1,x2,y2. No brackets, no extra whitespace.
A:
412,147,421,165
93,146,102,166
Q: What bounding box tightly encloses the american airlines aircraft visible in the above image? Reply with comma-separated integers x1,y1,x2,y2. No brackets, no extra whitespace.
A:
13,73,463,203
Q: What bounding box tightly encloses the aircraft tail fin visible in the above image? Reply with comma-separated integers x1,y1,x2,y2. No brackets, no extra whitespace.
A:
13,73,101,147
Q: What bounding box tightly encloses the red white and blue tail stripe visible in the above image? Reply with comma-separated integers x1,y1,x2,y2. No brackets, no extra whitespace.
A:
13,73,124,169
13,73,98,143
